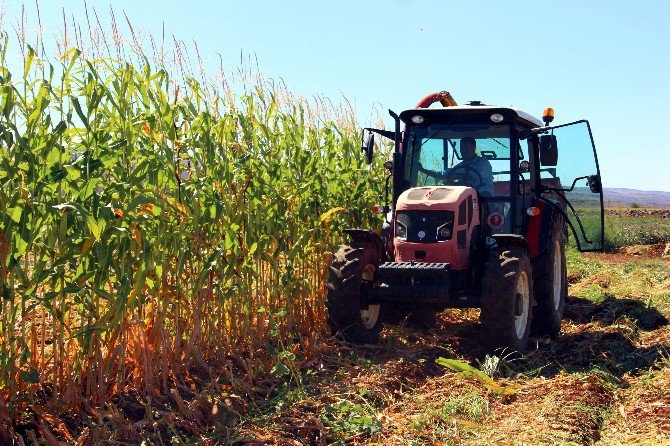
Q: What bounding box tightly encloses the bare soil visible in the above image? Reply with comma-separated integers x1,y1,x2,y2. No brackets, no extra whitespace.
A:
606,209,670,218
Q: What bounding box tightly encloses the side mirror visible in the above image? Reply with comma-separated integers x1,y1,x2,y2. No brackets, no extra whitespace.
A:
539,134,558,166
588,174,602,193
519,161,530,172
362,133,375,164
383,160,393,172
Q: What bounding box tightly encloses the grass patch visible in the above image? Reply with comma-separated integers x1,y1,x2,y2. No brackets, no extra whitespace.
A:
399,387,490,445
320,393,383,440
567,246,670,315
566,245,607,281
576,209,670,252
603,216,670,251
434,391,489,423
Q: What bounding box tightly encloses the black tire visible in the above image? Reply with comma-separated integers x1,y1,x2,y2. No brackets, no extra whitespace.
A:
467,226,485,293
326,242,382,344
531,212,567,338
480,246,534,353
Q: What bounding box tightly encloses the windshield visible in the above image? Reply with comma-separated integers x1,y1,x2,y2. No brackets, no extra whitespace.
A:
403,123,514,197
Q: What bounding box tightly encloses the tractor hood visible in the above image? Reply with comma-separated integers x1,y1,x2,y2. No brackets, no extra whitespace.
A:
397,186,472,211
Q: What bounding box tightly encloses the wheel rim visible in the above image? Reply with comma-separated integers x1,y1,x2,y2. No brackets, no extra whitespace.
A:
552,240,562,311
360,264,380,329
514,271,530,338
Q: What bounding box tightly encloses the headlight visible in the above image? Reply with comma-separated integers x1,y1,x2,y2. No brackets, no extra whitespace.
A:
436,222,453,241
439,226,451,238
396,222,407,240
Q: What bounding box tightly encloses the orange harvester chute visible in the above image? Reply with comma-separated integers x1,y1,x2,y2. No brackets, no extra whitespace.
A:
414,91,457,109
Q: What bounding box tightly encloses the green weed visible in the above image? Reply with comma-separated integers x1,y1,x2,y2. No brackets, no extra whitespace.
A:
577,213,670,252
433,391,489,423
321,394,382,440
604,217,670,251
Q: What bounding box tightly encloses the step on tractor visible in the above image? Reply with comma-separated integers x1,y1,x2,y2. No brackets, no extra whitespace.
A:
326,92,605,352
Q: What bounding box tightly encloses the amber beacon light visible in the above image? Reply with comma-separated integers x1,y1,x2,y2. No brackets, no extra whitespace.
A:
542,107,555,125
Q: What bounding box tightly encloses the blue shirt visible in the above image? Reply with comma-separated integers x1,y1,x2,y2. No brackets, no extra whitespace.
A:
452,155,494,197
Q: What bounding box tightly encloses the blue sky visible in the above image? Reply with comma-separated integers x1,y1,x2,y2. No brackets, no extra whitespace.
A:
2,0,669,191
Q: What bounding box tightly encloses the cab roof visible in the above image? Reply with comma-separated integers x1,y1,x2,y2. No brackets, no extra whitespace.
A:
399,105,543,128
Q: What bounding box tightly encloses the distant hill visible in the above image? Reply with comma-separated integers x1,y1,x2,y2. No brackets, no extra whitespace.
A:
603,188,670,207
558,187,670,208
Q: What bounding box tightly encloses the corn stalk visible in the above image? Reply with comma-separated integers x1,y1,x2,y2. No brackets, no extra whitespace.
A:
0,32,387,415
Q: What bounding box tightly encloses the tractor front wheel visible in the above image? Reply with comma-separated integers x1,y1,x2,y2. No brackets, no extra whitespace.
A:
480,246,533,352
326,242,382,344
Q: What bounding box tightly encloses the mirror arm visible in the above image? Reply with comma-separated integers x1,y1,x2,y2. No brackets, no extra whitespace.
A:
518,126,552,140
544,175,589,193
567,176,586,192
364,128,395,140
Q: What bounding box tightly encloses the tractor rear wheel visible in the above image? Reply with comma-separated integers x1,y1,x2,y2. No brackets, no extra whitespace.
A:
480,246,533,352
531,213,567,338
326,242,382,344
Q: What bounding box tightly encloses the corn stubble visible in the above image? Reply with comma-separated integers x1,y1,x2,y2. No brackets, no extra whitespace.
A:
0,24,384,435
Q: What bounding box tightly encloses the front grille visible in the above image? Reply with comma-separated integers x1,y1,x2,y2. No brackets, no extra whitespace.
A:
396,210,454,243
377,262,451,303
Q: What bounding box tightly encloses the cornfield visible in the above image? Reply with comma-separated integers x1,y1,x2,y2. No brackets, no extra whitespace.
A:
0,24,385,433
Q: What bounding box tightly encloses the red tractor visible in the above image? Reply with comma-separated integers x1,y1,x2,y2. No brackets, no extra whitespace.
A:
327,92,605,352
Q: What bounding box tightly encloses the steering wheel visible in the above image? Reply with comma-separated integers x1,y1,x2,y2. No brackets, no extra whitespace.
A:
443,166,483,189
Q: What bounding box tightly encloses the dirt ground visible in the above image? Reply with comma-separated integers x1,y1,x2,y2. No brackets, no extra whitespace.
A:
236,246,670,446
606,209,670,219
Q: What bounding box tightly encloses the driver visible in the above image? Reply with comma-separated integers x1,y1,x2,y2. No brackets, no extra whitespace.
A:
418,137,494,197
452,137,494,197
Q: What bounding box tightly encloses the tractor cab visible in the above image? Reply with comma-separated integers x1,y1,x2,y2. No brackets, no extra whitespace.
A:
328,92,605,352
397,106,537,237
374,101,605,253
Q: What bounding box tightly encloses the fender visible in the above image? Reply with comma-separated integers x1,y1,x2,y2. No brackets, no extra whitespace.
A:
344,229,388,261
526,199,560,258
526,200,544,258
492,234,530,252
